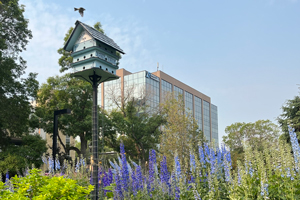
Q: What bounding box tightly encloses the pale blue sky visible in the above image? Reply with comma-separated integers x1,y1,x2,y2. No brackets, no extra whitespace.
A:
20,0,300,144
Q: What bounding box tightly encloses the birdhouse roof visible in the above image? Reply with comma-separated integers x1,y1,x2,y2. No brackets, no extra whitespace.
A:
64,20,125,54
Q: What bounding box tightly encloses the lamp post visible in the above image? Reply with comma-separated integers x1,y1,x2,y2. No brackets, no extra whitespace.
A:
53,108,71,171
71,68,119,200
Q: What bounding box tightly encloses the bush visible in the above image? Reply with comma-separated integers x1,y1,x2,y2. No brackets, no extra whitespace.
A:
0,168,93,199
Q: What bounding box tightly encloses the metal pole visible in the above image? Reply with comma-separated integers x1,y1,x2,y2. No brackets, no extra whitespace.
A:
53,114,58,171
91,74,100,200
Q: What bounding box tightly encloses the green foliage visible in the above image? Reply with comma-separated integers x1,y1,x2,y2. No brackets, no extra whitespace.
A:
222,119,280,169
0,134,47,176
0,0,39,140
109,99,166,167
229,140,300,199
160,93,205,172
0,168,93,199
34,74,116,159
278,94,300,144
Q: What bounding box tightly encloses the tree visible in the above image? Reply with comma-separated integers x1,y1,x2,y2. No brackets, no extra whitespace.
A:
159,93,205,172
277,94,300,144
109,99,166,169
0,134,47,177
0,0,39,142
222,119,280,169
34,74,117,160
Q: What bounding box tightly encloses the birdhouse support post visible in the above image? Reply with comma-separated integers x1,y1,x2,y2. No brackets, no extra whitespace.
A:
90,73,100,200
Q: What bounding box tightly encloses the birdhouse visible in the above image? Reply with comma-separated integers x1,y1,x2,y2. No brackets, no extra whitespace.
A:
64,21,125,75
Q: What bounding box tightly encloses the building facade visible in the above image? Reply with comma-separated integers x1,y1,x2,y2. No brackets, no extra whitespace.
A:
98,68,218,144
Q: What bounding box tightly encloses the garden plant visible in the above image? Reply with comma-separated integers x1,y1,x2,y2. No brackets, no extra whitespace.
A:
1,126,300,199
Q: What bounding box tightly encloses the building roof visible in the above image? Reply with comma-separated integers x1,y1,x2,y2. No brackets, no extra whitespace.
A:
64,20,125,54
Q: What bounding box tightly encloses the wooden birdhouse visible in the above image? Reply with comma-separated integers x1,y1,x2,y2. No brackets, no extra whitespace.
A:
63,20,125,75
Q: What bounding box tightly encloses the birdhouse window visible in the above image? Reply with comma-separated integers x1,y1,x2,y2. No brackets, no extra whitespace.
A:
90,54,93,57
112,71,114,74
84,56,86,59
106,68,108,71
105,58,107,61
77,58,79,61
83,66,85,69
83,46,86,49
100,66,102,69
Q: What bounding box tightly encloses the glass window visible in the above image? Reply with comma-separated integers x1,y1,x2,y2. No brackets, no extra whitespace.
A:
211,104,218,145
185,91,193,116
203,100,210,142
161,79,172,102
194,96,202,131
174,86,183,100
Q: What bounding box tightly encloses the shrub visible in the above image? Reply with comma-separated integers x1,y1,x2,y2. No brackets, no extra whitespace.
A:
0,168,93,199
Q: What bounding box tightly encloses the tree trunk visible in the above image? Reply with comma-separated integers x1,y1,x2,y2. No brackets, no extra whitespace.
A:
140,144,146,172
80,134,88,159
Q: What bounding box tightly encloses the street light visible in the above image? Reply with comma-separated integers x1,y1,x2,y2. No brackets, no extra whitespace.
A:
53,108,71,171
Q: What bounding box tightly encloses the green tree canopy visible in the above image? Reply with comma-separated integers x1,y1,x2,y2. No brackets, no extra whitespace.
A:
109,99,166,168
34,74,117,159
0,0,39,141
0,134,47,176
277,94,300,143
222,119,280,169
159,93,205,172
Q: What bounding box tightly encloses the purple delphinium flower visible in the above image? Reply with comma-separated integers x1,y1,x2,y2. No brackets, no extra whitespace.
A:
288,126,300,171
193,189,201,200
175,186,180,200
260,181,269,197
148,149,156,191
198,145,206,166
204,143,210,163
208,148,216,174
80,158,86,168
5,170,9,184
108,168,113,185
103,169,113,195
48,157,54,173
217,148,222,166
120,143,129,192
127,162,132,175
75,160,80,172
115,172,123,199
131,160,138,168
131,168,138,196
237,168,241,185
223,153,231,182
136,165,143,190
190,153,196,173
98,166,104,190
160,156,170,184
109,160,119,174
55,158,60,170
42,156,47,165
170,172,176,196
175,156,181,180
226,150,232,168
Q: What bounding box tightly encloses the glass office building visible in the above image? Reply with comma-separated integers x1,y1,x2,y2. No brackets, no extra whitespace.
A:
99,69,218,144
